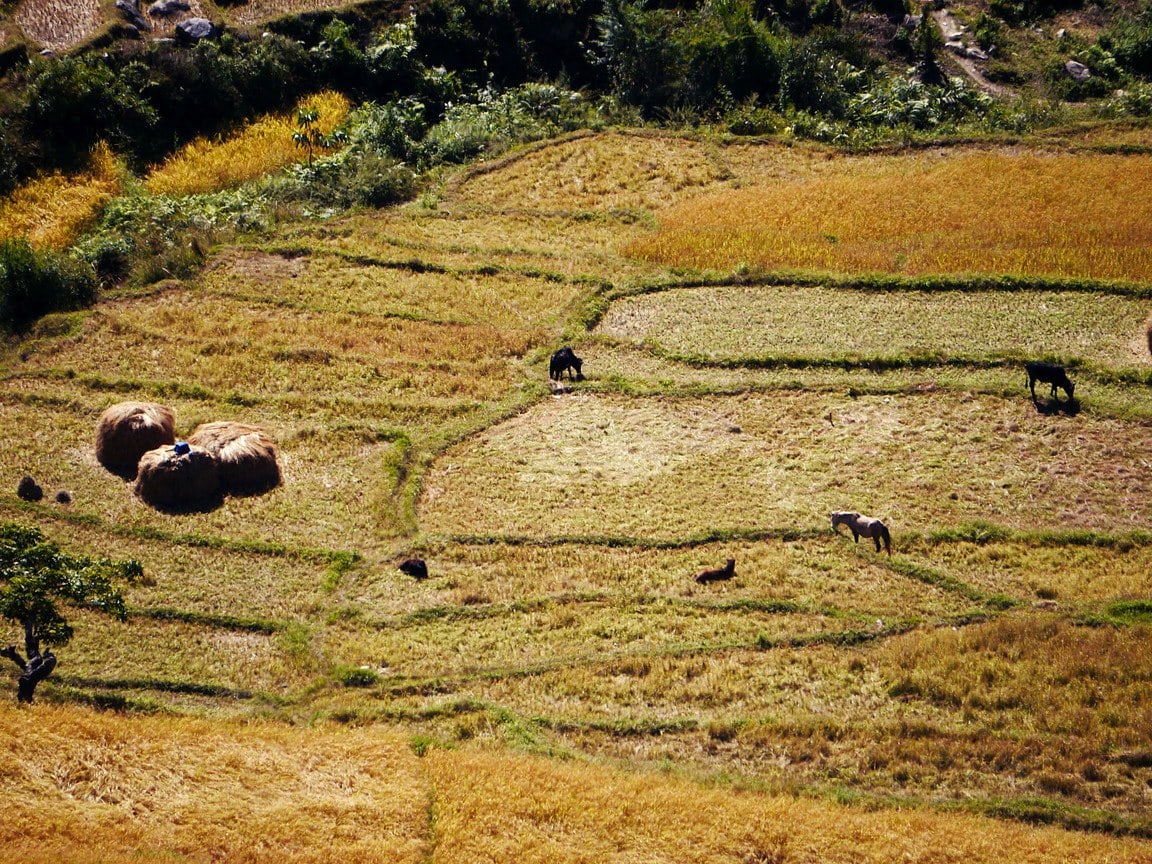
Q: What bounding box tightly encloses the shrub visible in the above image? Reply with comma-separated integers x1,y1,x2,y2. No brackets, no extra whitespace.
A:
271,151,417,210
0,238,97,332
23,55,159,169
1103,3,1152,78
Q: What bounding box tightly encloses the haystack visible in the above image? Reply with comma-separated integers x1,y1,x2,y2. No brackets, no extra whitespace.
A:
96,401,176,476
135,443,220,509
188,421,280,495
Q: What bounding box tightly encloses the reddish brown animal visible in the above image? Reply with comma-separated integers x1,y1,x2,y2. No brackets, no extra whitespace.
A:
695,558,736,584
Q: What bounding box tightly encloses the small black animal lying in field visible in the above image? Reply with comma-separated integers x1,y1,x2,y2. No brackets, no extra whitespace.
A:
695,558,736,584
16,475,43,502
549,346,584,382
398,557,428,580
1026,361,1074,402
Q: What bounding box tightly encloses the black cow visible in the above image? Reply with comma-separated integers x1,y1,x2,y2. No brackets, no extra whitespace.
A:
1026,362,1074,402
398,557,428,580
549,347,584,381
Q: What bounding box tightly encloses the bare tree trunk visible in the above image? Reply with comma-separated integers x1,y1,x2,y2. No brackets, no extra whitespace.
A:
2,622,57,703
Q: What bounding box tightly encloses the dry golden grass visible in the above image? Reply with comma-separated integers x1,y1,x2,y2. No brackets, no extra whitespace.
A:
13,0,102,51
17,290,535,403
145,91,350,197
454,131,739,213
427,746,1152,864
343,538,971,619
331,605,843,681
879,617,1152,747
5,130,1152,854
0,142,122,249
906,541,1152,605
221,0,360,26
598,285,1152,371
0,392,410,555
0,703,430,863
280,207,658,282
205,248,586,332
629,151,1152,280
419,391,1152,540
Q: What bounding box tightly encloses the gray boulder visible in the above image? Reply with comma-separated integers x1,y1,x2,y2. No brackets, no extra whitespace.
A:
965,46,989,61
1065,60,1091,82
175,17,215,41
149,0,191,15
115,0,153,31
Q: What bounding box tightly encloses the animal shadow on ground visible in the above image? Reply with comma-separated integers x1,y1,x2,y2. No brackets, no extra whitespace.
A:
140,492,226,516
1032,397,1080,417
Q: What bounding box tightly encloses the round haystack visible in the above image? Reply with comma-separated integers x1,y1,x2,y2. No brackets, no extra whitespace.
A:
188,421,280,495
135,443,220,509
96,402,176,476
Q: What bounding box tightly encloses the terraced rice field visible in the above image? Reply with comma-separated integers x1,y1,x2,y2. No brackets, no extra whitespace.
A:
4,131,1152,859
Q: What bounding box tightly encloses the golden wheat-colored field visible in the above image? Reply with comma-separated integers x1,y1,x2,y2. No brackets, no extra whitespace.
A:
5,702,1151,863
627,151,1152,280
0,142,122,248
0,703,431,863
145,91,351,196
4,130,1152,861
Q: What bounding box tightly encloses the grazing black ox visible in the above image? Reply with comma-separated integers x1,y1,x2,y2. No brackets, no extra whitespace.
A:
549,347,584,381
398,557,428,580
695,558,736,584
1026,362,1074,402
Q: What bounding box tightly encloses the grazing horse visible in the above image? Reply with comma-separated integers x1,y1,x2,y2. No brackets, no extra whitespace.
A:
695,558,736,584
831,511,891,555
549,347,584,381
1026,362,1074,402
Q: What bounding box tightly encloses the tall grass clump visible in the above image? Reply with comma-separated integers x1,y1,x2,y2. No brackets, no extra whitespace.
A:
0,237,96,331
145,91,351,197
0,142,122,250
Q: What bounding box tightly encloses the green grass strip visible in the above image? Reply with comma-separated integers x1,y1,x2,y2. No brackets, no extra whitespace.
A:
0,499,359,565
130,606,281,634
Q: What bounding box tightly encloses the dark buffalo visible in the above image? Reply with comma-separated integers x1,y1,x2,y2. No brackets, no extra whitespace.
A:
549,347,584,381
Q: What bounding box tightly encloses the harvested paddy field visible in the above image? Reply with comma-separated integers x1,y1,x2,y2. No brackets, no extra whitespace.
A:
4,130,1152,860
599,284,1152,372
419,390,1152,539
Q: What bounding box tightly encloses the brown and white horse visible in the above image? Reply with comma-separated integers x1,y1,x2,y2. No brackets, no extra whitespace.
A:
831,511,891,555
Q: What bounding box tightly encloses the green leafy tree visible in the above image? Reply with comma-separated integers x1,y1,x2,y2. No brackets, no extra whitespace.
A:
293,106,349,168
0,524,142,703
913,5,945,85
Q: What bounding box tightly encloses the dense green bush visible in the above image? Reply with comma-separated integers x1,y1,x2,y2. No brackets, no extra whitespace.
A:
23,55,159,169
0,238,97,332
271,151,417,210
1103,3,1152,79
